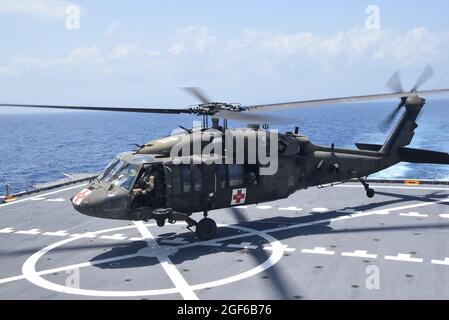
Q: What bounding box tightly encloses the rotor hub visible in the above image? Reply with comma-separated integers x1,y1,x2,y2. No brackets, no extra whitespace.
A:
405,95,426,107
189,102,244,116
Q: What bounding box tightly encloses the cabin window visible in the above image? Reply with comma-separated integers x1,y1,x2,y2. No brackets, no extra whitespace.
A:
218,165,227,189
192,166,202,192
288,175,295,188
228,165,245,187
180,165,192,193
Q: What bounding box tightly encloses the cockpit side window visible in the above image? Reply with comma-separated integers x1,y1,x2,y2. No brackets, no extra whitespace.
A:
97,158,119,181
111,164,140,191
101,160,126,183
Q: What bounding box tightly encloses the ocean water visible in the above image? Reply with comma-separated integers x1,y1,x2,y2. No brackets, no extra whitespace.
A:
1,99,449,194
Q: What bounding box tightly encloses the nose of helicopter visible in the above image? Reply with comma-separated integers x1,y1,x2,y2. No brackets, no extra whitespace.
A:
71,185,130,219
70,188,102,216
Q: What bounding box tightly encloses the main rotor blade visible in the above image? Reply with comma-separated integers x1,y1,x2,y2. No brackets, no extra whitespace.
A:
244,88,449,113
183,87,211,104
228,208,294,299
0,103,191,114
412,64,434,91
215,109,285,124
386,70,404,93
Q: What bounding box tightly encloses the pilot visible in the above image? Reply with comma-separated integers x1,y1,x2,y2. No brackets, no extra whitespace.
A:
132,174,155,198
246,171,258,186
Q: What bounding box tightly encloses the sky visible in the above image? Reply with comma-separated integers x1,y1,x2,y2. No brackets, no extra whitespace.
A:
1,0,449,112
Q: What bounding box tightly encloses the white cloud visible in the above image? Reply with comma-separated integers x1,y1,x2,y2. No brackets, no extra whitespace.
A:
110,44,138,60
0,46,104,77
223,27,449,67
168,26,218,55
0,0,71,18
2,26,449,98
60,46,104,65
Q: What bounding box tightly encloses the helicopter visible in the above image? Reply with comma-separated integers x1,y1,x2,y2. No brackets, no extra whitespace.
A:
2,65,449,241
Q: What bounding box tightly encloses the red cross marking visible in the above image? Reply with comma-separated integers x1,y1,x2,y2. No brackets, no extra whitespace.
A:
232,190,246,204
73,189,91,204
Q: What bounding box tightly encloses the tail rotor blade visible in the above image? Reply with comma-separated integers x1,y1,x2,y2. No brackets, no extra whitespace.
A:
412,64,434,91
386,70,404,93
379,104,402,132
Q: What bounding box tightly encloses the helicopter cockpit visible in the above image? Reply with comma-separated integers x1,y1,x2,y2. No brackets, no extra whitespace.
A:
71,152,165,220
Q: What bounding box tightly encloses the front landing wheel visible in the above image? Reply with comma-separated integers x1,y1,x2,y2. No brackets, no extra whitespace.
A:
366,188,375,198
196,218,217,241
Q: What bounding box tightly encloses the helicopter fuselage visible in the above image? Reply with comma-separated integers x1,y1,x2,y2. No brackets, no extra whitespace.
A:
71,127,398,222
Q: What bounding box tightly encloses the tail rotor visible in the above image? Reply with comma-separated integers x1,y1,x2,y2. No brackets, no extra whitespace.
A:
379,64,434,132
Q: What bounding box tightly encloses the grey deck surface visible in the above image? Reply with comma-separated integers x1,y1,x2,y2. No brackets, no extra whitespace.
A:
1,182,449,300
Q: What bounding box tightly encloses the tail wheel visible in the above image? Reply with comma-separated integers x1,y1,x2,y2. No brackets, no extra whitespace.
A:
196,218,217,241
156,218,166,227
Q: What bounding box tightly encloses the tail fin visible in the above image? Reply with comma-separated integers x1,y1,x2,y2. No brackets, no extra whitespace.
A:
379,98,424,155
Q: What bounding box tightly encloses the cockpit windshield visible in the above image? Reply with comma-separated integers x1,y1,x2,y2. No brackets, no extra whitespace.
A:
111,164,140,191
98,159,126,183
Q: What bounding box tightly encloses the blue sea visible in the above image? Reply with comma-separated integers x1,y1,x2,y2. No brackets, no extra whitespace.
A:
1,99,449,194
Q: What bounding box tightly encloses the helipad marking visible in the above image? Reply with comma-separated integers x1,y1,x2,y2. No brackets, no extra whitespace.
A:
431,258,449,266
279,206,303,211
16,229,40,235
342,250,378,259
46,198,65,202
257,205,272,210
199,240,223,247
43,230,69,237
312,208,329,213
2,196,447,296
385,254,423,263
263,245,295,252
0,227,15,234
399,212,428,218
134,221,199,300
439,214,449,219
227,242,258,250
301,247,335,255
17,223,284,298
243,196,449,237
372,210,390,215
70,232,97,239
0,183,87,208
99,234,127,241
336,209,357,214
30,198,45,201
160,237,190,245
128,236,147,241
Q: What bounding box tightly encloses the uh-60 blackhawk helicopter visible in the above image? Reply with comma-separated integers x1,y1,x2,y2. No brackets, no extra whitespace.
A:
3,65,449,240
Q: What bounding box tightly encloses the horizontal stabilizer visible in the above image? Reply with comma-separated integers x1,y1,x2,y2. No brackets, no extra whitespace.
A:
398,147,449,164
355,143,382,152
